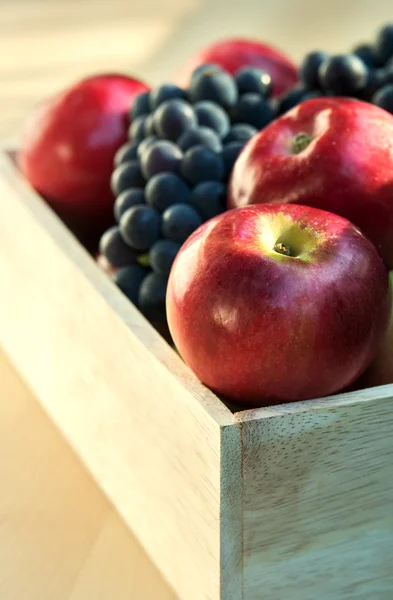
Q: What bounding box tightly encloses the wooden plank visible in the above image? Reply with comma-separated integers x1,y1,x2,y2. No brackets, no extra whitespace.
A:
220,423,243,600
0,348,176,600
239,388,393,600
0,152,241,600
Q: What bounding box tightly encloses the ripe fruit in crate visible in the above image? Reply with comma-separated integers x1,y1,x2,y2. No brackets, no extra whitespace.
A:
228,97,393,269
275,23,393,115
18,74,149,249
175,38,298,96
167,204,391,407
356,271,393,389
100,63,276,326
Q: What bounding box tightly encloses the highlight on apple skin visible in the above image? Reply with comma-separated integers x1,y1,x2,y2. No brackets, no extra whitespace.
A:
228,97,393,269
166,203,391,407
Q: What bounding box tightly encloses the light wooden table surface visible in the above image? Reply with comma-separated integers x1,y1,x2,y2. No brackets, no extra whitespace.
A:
0,347,177,600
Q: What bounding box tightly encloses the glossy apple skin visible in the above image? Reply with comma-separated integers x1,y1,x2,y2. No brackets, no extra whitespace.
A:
175,38,298,97
355,271,393,388
228,97,393,269
18,74,149,250
167,204,391,407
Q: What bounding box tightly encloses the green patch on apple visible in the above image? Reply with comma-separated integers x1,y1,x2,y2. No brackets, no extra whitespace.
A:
258,211,325,263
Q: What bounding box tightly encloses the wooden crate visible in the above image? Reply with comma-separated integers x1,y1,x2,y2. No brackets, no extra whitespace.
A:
1,148,393,600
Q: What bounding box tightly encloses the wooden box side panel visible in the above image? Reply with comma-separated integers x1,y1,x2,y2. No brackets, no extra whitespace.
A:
240,392,393,600
220,424,243,600
0,154,242,600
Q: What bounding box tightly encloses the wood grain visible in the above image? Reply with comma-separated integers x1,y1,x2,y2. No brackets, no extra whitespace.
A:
0,151,242,600
239,387,393,600
0,348,176,600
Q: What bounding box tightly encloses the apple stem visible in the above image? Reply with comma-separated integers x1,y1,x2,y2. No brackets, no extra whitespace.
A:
274,242,292,257
291,132,313,154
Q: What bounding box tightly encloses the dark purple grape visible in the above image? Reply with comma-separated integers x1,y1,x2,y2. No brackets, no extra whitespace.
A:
114,141,139,166
150,84,186,110
138,272,168,322
114,188,145,222
190,181,226,220
145,172,190,212
149,239,181,275
358,69,385,100
140,140,182,179
374,24,393,65
194,101,230,138
189,69,238,109
130,91,151,120
299,51,329,89
190,63,222,84
113,265,149,305
181,146,224,185
161,203,203,243
128,115,147,140
177,127,222,153
137,136,158,159
318,54,368,95
153,99,197,141
231,94,275,129
353,44,377,68
224,124,257,144
222,141,245,178
99,226,137,267
110,161,145,195
120,205,161,251
144,113,156,136
277,85,310,115
234,67,272,97
372,83,393,113
377,63,393,88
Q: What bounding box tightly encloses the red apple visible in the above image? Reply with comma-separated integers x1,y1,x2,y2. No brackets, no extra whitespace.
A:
18,74,149,249
228,97,393,269
166,204,391,407
356,271,393,388
175,38,298,97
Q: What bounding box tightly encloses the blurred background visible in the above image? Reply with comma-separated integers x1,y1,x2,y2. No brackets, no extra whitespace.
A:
2,0,393,139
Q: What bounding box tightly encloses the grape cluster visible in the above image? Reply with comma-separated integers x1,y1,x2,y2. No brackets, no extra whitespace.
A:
99,64,275,325
277,23,393,114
